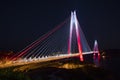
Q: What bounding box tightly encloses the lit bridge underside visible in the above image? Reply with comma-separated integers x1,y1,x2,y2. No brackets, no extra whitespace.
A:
0,51,98,68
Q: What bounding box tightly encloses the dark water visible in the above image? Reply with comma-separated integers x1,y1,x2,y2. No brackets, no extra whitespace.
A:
84,53,120,79
100,55,120,76
86,54,120,78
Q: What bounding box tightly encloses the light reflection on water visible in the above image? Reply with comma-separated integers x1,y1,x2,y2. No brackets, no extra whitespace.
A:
93,53,100,66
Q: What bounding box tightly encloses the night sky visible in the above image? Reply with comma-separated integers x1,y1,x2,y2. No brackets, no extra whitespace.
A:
0,0,120,52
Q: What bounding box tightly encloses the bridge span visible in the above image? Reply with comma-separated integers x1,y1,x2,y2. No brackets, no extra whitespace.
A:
0,51,98,68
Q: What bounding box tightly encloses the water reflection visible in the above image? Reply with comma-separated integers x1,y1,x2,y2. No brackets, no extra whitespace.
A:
93,54,100,66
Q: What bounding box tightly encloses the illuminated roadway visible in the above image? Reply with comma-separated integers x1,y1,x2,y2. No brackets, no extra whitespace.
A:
0,51,97,68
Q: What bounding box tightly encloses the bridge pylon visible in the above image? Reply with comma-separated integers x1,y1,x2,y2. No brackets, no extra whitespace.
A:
68,11,83,61
93,40,100,60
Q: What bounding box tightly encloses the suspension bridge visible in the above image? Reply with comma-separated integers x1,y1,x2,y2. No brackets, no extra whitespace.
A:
0,11,100,68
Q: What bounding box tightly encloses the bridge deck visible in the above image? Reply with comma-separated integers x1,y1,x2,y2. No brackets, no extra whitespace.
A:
0,51,98,68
